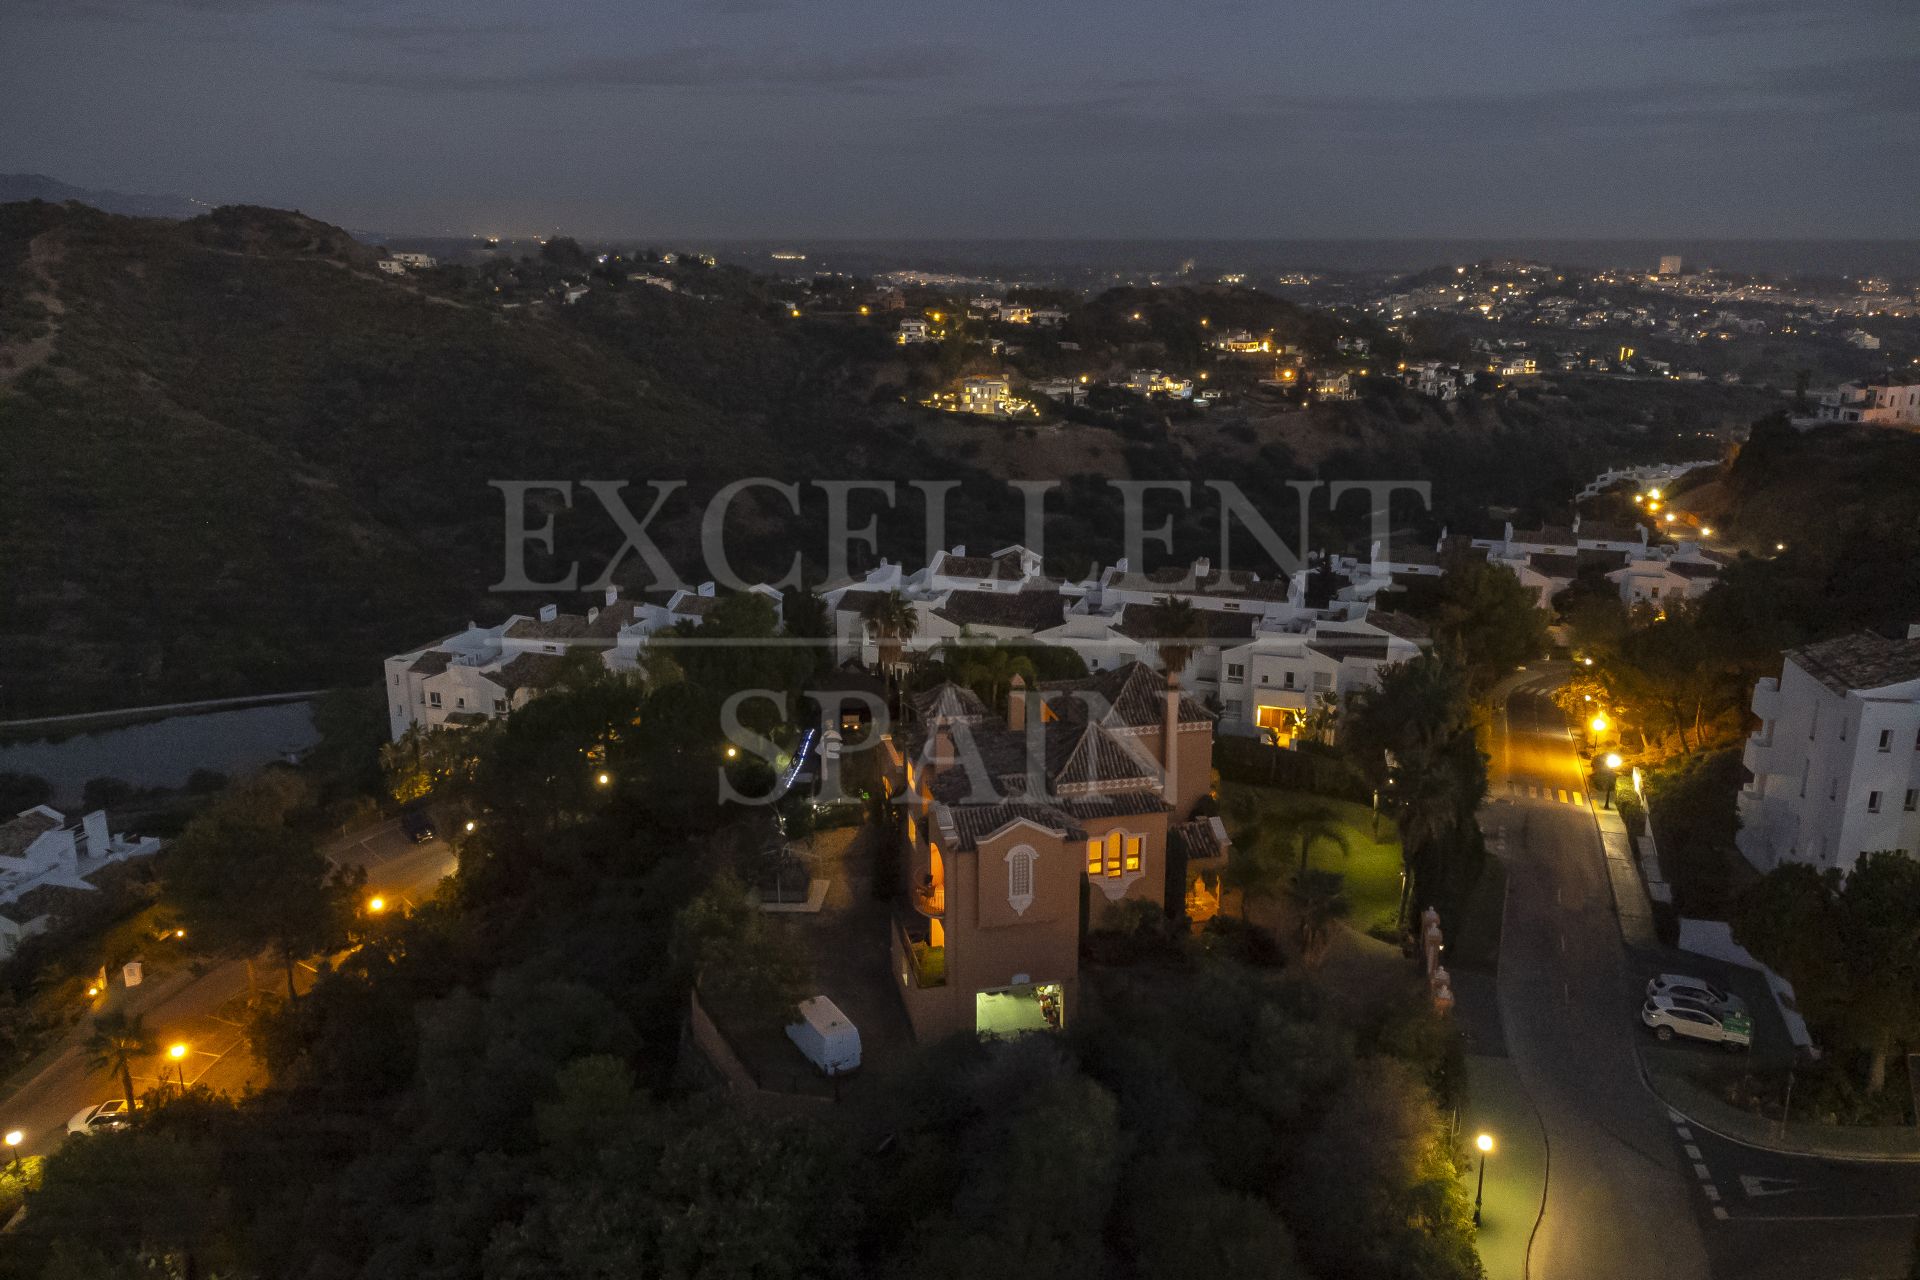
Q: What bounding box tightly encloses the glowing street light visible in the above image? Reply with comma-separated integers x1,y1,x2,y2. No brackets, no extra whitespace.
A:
167,1042,188,1089
724,745,739,759
1589,713,1610,735
1583,657,1594,667
1775,542,1786,552
4,1129,20,1170
367,895,387,915
464,819,476,833
1604,752,1623,770
1700,526,1713,537
1474,1133,1494,1224
1648,487,1663,500
596,772,611,787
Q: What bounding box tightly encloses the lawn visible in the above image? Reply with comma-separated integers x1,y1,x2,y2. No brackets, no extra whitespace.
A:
1217,782,1406,936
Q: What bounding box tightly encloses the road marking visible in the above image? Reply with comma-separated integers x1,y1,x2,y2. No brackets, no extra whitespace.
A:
1676,1126,1692,1140
1668,1108,1686,1123
1693,1162,1713,1180
1702,1184,1720,1202
1685,1144,1702,1160
1739,1175,1803,1199
1712,1206,1729,1220
1571,791,1585,808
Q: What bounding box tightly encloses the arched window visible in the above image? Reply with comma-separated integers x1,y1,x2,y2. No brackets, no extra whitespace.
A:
1006,846,1036,915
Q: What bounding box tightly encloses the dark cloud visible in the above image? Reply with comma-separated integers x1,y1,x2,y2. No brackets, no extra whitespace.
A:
924,54,1919,157
317,41,975,94
1672,0,1919,36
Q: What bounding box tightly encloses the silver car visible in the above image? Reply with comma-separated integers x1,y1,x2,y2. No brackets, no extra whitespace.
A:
66,1098,134,1136
1641,995,1752,1049
1646,973,1746,1016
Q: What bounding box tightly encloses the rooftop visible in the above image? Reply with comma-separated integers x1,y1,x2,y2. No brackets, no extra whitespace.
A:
1789,631,1920,695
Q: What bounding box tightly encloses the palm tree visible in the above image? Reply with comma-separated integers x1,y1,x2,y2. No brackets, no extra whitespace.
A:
1151,596,1206,687
1284,868,1350,968
85,1009,156,1109
944,636,1038,711
1290,802,1351,875
859,590,919,718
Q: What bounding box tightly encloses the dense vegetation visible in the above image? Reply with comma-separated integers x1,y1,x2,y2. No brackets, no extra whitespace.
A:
2,664,1486,1280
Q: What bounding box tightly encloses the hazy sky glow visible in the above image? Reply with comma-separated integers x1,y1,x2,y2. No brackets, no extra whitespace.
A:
7,0,1918,239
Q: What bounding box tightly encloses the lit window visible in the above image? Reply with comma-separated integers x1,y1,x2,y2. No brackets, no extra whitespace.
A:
1124,836,1142,873
1087,840,1102,875
908,815,918,845
1106,830,1123,878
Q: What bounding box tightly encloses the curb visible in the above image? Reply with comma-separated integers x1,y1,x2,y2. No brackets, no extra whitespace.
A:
1632,1050,1920,1165
1488,815,1550,1280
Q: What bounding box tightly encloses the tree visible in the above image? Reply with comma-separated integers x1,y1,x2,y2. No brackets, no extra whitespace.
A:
84,1009,155,1109
1283,869,1350,968
0,771,52,815
672,870,811,1028
1431,557,1549,692
942,633,1039,711
1734,852,1920,1093
164,772,361,1000
1150,595,1207,686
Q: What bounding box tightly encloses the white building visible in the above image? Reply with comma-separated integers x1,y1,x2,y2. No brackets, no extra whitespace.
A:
1469,519,1722,610
389,253,437,270
1736,627,1920,875
1817,379,1920,428
1123,369,1194,399
376,259,407,276
0,806,161,959
896,318,933,345
383,583,784,741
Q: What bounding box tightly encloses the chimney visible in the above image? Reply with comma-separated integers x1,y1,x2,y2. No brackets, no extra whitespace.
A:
1907,623,1920,640
538,603,558,623
1162,676,1181,810
604,586,620,606
1007,674,1028,731
953,545,966,556
81,810,110,859
587,607,600,625
1193,556,1211,579
698,580,716,597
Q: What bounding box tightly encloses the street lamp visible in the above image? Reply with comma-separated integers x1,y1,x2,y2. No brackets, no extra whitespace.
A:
464,819,476,833
1589,713,1609,736
595,772,611,787
1474,1132,1494,1224
367,895,386,915
168,1042,188,1089
1599,752,1623,808
5,1129,21,1170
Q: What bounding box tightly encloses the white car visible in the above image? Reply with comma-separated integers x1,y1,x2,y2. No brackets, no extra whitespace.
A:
1641,995,1752,1049
66,1098,135,1136
1646,973,1746,1015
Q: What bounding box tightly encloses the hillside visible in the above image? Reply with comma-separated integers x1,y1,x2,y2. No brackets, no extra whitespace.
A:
0,201,1775,716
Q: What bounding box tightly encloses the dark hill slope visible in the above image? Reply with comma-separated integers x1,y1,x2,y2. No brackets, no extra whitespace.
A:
0,202,919,715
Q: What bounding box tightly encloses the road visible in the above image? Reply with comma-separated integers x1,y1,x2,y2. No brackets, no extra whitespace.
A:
1491,670,1920,1280
0,818,455,1157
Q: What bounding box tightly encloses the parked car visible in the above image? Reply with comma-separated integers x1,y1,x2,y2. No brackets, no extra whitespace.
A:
1641,995,1752,1049
1646,973,1744,1014
786,995,861,1076
400,805,437,844
66,1098,134,1136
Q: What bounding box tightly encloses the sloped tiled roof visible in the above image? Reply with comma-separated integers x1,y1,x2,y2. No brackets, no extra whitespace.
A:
1045,721,1158,791
1789,632,1920,695
408,650,453,676
0,809,62,860
1365,610,1430,641
945,802,1087,852
1171,815,1231,864
1039,661,1211,729
914,682,991,725
483,652,571,693
932,586,1068,631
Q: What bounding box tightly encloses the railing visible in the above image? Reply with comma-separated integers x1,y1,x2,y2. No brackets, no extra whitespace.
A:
913,878,945,916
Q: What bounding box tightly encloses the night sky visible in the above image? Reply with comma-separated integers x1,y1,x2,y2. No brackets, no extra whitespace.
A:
7,0,1917,239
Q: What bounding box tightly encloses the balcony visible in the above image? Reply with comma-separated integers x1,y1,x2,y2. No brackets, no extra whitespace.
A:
912,877,946,917
896,914,947,989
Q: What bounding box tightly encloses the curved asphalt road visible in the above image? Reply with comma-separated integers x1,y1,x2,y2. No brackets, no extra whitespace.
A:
1492,671,1920,1280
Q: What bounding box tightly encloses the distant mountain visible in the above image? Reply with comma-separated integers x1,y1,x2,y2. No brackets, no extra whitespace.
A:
0,173,210,221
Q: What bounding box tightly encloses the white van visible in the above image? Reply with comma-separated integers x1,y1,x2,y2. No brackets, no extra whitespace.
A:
786,996,862,1076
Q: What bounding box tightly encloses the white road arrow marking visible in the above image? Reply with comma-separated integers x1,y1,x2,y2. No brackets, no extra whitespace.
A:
1739,1175,1803,1198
